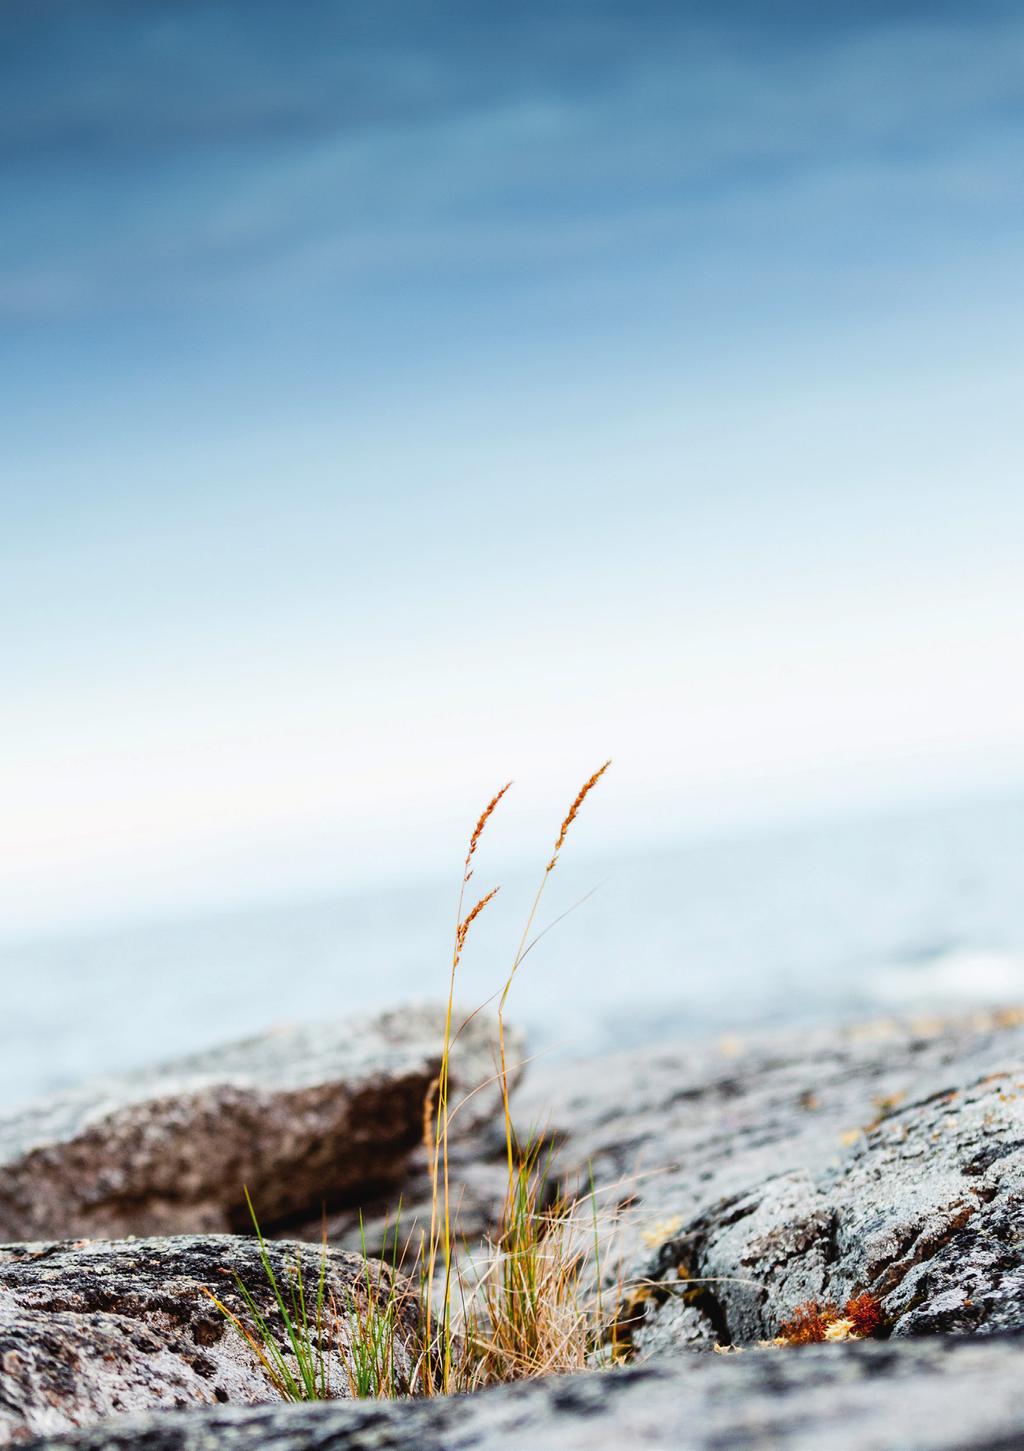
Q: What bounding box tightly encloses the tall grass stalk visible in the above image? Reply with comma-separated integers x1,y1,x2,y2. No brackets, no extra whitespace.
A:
424,781,510,1394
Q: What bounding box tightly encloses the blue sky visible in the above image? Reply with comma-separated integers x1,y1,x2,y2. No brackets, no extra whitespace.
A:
2,1,1023,933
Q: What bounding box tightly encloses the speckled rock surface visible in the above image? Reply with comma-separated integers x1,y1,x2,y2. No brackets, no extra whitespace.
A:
0,1235,420,1446
0,1006,509,1241
513,1008,1024,1349
7,1009,1024,1449
18,1333,1024,1451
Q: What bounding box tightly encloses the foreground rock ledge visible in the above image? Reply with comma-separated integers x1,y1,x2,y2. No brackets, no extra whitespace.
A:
18,1333,1024,1451
0,1006,507,1241
0,1235,420,1445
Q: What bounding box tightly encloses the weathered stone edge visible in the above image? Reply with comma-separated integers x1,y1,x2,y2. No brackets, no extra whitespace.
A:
19,1331,1024,1451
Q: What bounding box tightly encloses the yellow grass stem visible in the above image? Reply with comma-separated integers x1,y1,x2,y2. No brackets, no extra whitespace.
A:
425,783,510,1393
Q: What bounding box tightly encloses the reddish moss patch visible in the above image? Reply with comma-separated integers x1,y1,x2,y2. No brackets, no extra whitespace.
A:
844,1292,884,1338
778,1300,839,1345
778,1293,885,1346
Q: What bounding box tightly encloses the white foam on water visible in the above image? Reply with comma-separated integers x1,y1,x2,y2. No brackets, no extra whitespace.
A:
870,948,1024,1006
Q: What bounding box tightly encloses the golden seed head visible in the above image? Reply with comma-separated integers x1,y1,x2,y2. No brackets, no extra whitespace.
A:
465,781,513,874
547,759,612,872
455,885,500,956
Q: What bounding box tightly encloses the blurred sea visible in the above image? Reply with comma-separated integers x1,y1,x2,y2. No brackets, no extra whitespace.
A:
3,791,1024,1113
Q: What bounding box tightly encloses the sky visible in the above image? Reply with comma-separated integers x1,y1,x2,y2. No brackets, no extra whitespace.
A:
2,0,1023,936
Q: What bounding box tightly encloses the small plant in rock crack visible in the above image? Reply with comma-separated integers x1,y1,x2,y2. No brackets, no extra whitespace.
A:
204,1194,417,1401
208,764,616,1399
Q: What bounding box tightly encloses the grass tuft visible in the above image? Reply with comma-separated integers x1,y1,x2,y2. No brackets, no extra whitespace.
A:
342,1213,412,1398
202,1188,330,1401
209,765,616,1399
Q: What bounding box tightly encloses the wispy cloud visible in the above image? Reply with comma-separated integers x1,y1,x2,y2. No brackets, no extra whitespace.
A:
2,2,1022,323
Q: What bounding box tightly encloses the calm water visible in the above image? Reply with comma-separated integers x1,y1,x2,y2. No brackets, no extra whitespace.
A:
3,792,1024,1113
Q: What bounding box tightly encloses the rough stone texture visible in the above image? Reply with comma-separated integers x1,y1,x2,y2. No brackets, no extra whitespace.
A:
513,1007,1024,1350
0,1235,420,1446
8,1008,1024,1449
17,1333,1024,1451
0,1007,512,1241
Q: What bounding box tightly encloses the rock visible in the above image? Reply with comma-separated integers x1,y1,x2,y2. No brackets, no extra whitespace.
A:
0,1234,420,1445
16,1332,1024,1450
8,1007,1024,1449
0,1006,512,1242
514,1007,1024,1349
